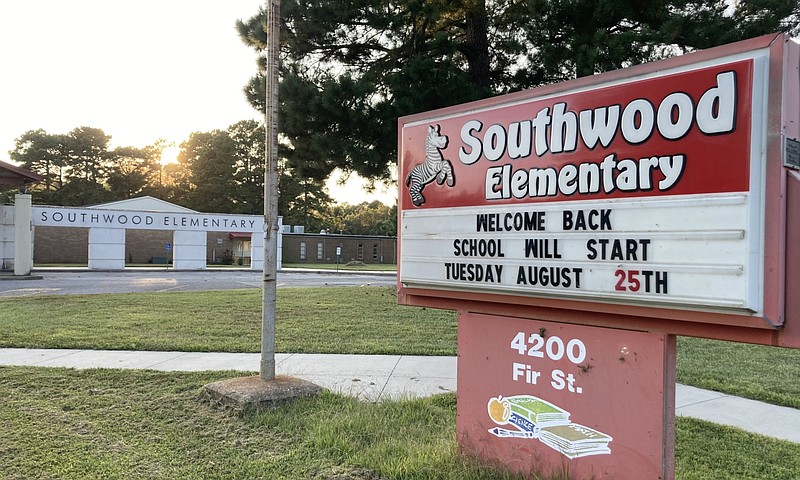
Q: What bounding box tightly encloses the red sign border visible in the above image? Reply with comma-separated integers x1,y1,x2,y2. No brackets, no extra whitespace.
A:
398,34,800,348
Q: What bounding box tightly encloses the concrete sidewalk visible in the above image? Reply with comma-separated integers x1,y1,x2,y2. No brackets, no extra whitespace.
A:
1,347,798,444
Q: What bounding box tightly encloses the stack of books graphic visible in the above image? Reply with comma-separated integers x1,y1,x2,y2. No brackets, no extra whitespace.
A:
507,396,571,427
539,423,614,459
487,395,613,459
487,395,570,438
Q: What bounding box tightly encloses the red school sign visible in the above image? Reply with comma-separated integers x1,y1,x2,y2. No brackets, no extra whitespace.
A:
398,33,800,344
398,34,800,479
399,59,761,315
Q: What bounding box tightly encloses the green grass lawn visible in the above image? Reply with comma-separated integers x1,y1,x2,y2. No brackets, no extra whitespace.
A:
1,367,798,480
1,287,799,478
677,336,800,409
0,287,454,355
1,286,798,409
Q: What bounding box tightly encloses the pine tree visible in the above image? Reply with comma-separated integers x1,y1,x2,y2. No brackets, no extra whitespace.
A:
238,0,799,183
178,130,238,213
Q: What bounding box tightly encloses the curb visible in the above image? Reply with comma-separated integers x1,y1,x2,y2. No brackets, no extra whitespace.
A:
0,274,43,281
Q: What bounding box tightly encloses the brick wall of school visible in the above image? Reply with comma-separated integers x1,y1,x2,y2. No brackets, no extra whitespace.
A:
33,226,241,265
34,226,89,263
124,230,174,263
282,233,397,264
206,232,238,264
1,205,14,270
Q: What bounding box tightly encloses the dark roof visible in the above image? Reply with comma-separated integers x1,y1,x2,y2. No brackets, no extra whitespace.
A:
0,160,42,190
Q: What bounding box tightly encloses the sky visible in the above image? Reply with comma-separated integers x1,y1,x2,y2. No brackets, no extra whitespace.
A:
0,0,396,205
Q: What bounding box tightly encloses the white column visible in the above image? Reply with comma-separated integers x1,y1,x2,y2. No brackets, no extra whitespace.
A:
88,228,126,270
13,194,33,275
250,229,264,271
276,216,283,271
173,230,207,270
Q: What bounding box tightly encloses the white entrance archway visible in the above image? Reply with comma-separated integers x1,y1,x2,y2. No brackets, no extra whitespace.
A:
5,195,279,273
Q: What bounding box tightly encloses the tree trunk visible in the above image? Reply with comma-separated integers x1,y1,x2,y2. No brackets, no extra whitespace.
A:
262,0,281,381
460,0,492,91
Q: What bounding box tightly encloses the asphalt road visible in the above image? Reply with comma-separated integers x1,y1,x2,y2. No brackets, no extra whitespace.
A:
0,269,396,297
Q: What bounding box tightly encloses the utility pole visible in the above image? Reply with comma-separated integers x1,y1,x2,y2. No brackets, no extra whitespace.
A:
261,0,281,381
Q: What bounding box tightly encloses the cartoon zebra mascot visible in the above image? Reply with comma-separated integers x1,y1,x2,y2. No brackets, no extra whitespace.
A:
405,124,455,207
